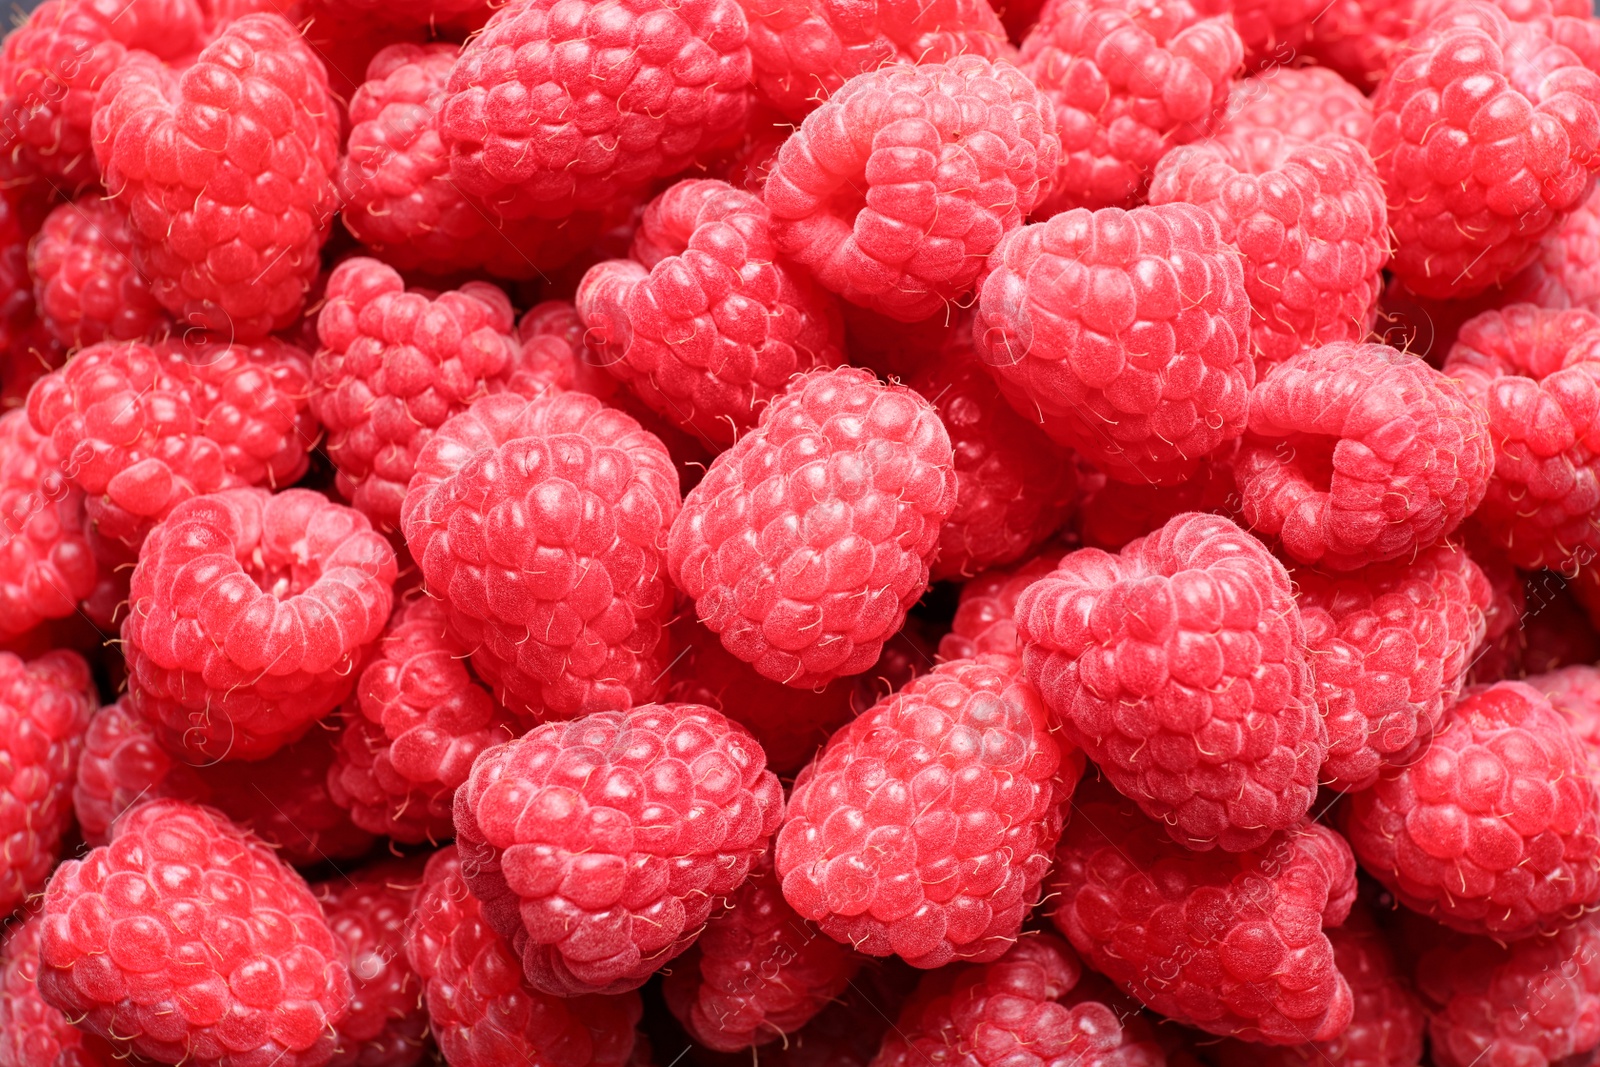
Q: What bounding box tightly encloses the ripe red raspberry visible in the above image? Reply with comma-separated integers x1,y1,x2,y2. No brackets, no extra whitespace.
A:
453,703,784,995
404,846,644,1067
973,203,1252,486
1048,779,1357,1044
1149,129,1388,369
29,198,169,349
1019,0,1241,213
776,655,1082,968
1233,342,1493,570
1295,543,1492,793
1303,0,1419,88
1514,183,1600,312
326,596,519,843
1344,680,1600,939
1529,663,1600,749
0,409,97,641
668,367,956,687
577,179,845,449
1218,65,1374,143
0,915,117,1067
26,337,317,558
439,0,752,222
1370,2,1600,299
1017,511,1322,852
663,855,859,1051
123,487,397,763
763,56,1060,323
315,859,428,1067
91,15,339,339
402,391,679,721
37,799,352,1067
1075,449,1238,551
937,548,1063,662
1443,304,1600,573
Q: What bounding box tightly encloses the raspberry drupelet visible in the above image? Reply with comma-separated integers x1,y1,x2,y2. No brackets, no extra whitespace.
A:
0,409,97,642
1215,63,1375,143
937,548,1063,662
0,913,117,1067
29,198,169,349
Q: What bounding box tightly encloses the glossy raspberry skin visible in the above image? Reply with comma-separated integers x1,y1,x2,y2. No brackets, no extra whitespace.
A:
0,914,115,1067
764,57,1060,323
1345,681,1600,939
663,855,858,1050
777,655,1082,968
1019,0,1242,213
29,198,169,349
1234,342,1494,570
1017,511,1322,852
312,258,526,532
326,596,519,843
439,0,752,221
315,860,428,1067
1444,304,1600,573
1218,65,1375,143
404,846,644,1067
402,390,679,722
0,409,96,641
1295,543,1492,793
1370,2,1600,299
578,179,845,449
973,203,1252,486
1048,780,1357,1045
668,367,956,687
1149,129,1388,369
938,549,1062,662
123,487,397,763
454,704,784,996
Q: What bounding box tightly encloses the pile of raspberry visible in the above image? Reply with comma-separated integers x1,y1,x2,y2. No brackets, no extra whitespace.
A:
5,0,1600,1064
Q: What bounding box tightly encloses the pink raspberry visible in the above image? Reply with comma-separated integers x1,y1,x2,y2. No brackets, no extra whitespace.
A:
1016,511,1322,852
26,337,317,558
402,391,679,721
1444,304,1600,573
1295,543,1492,793
29,198,169,349
0,409,97,641
1217,65,1375,143
763,56,1060,322
37,799,352,1067
1048,779,1357,1045
776,655,1083,968
1514,183,1600,311
1370,2,1600,299
1529,663,1600,748
453,703,784,995
1233,342,1493,570
1019,0,1242,213
1149,129,1388,369
577,178,845,449
668,367,956,687
326,596,519,843
439,0,752,221
1304,0,1421,88
404,846,644,1067
1345,679,1600,939
972,203,1252,486
663,855,859,1050
1075,449,1238,551
123,487,397,763
91,15,340,339
0,913,117,1067
937,548,1063,661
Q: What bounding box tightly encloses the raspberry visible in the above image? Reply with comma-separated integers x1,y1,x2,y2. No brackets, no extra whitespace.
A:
315,859,428,1067
439,0,752,221
0,409,97,641
311,258,529,531
1444,304,1600,573
1075,450,1238,551
1149,129,1388,369
1295,543,1492,793
763,56,1060,322
37,799,352,1067
1529,663,1600,748
972,203,1252,486
937,547,1064,662
776,655,1083,968
326,596,519,843
1233,342,1493,570
668,367,956,687
91,15,339,339
29,198,169,349
907,321,1078,581
1018,0,1242,213
1344,680,1600,939
123,487,397,763
404,845,644,1067
1304,0,1419,88
1495,569,1600,678
1017,511,1322,852
577,179,845,449
1218,65,1374,143
663,855,859,1050
26,337,317,558
1515,183,1600,311
1369,2,1600,299
1048,779,1357,1045
402,391,679,721
0,914,117,1067
453,703,783,995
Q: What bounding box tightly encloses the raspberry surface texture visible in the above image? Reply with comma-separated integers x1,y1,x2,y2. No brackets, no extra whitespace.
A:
1529,662,1600,749
29,198,169,349
937,549,1063,661
1216,63,1374,143
0,409,96,641
0,913,114,1067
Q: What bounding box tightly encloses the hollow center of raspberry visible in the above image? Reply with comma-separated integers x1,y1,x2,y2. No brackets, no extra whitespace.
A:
245,546,315,600
1283,432,1337,490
